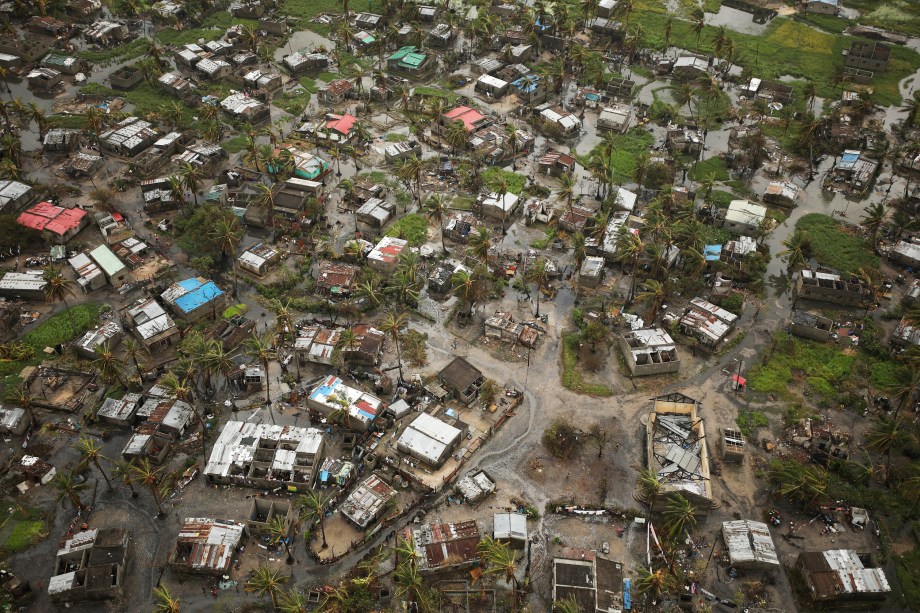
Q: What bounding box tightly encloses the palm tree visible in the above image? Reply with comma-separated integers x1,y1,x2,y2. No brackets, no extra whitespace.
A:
84,106,106,153
380,310,409,383
52,470,88,512
768,459,828,507
122,338,146,383
244,333,276,404
615,231,644,302
92,342,126,388
132,458,166,517
571,232,587,270
277,588,310,613
153,585,181,613
75,435,113,490
467,226,492,264
425,194,448,253
663,15,673,51
42,266,77,336
267,515,294,564
692,15,705,48
451,269,480,318
478,535,519,611
635,279,668,322
444,119,469,153
112,458,139,498
299,490,332,549
663,494,697,539
778,229,811,273
670,83,696,122
397,155,424,207
255,182,277,230
246,565,289,609
638,467,662,513
554,594,581,613
525,257,551,317
860,202,886,246
867,416,904,486
209,216,243,297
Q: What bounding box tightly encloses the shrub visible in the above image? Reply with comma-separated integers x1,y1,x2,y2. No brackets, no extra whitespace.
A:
542,418,580,459
736,410,769,437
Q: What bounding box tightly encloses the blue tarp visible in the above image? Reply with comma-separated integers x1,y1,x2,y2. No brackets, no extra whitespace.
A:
320,470,329,483
511,76,540,93
174,281,223,314
704,244,722,261
624,578,631,610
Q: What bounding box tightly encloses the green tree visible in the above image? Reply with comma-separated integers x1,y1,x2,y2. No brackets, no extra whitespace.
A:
300,490,332,549
92,342,126,388
112,458,139,498
153,585,181,613
662,494,697,539
778,228,811,273
524,257,550,317
866,416,905,486
245,565,289,609
132,458,166,517
477,535,519,611
267,515,294,564
42,266,77,336
380,310,409,383
244,333,276,405
74,435,112,490
52,470,88,512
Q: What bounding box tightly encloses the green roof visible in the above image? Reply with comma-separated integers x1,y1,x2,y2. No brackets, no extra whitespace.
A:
388,46,418,61
400,52,427,68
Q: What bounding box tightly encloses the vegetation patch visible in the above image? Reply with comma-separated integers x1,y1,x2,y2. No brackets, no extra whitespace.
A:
795,213,878,274
223,303,248,319
155,27,224,46
481,167,526,195
736,410,769,437
77,38,150,65
690,157,729,182
221,135,249,154
896,548,920,611
747,332,856,404
561,333,613,396
385,214,429,246
582,129,655,184
274,88,312,115
0,503,47,553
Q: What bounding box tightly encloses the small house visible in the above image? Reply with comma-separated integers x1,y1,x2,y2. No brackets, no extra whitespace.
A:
238,243,281,277
367,236,408,275
597,104,632,133
723,200,766,235
844,41,890,72
17,202,88,244
538,149,576,177
27,68,62,91
438,357,484,406
763,180,799,208
475,74,509,98
578,256,605,289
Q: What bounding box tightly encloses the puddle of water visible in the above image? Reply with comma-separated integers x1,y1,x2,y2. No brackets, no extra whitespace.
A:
274,30,336,62
705,5,774,36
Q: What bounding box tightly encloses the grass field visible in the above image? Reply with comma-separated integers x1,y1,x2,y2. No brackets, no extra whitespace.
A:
221,135,249,154
630,3,920,106
580,129,655,185
843,0,920,37
385,214,429,246
690,156,729,182
0,503,47,554
274,88,312,116
795,213,878,274
561,333,613,396
481,167,526,195
77,38,150,65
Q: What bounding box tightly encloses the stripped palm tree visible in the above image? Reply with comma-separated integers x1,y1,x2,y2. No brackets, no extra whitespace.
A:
74,435,113,490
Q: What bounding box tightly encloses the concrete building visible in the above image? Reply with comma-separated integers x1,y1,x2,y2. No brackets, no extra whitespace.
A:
169,518,245,576
386,45,432,78
307,375,384,432
794,269,872,308
456,470,495,503
619,328,680,376
538,149,576,177
645,393,714,511
220,91,270,124
796,550,890,602
318,78,353,103
494,512,527,548
407,519,481,574
763,180,799,207
73,321,123,359
439,357,484,406
723,200,766,235
383,140,422,163
48,529,128,605
95,393,142,427
844,41,890,72
538,106,582,135
109,64,144,90
804,0,839,14
27,67,62,91
367,236,408,275
578,256,605,289
789,310,837,341
17,202,88,244
722,520,779,569
0,406,30,436
597,104,632,132
679,297,738,348
475,74,509,98
558,204,594,234
889,240,920,269
893,318,920,348
340,473,395,529
314,261,360,296
397,412,464,468
99,117,160,157
720,427,745,463
247,498,295,534
0,271,47,300
161,277,226,322
282,50,329,73
479,191,519,221
238,243,281,277
88,244,129,287
433,106,489,141
0,180,35,212
606,76,635,99
484,312,539,348
553,552,624,613
124,297,179,350
204,421,325,491
665,124,703,155
356,197,395,228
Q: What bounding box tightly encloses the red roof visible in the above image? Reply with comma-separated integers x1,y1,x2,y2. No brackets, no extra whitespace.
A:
17,202,87,236
444,106,485,131
326,113,357,136
732,374,747,386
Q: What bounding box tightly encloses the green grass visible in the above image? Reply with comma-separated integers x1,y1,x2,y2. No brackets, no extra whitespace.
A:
481,167,526,195
77,38,150,65
0,502,47,553
451,195,475,211
155,27,224,46
221,135,249,154
317,72,337,83
530,228,557,249
385,214,429,246
0,303,101,393
282,0,382,26
843,0,920,37
795,213,878,274
222,303,248,318
748,332,856,404
580,129,655,184
124,83,196,123
47,114,88,129
792,12,853,35
274,88,311,115
708,189,734,208
384,133,407,142
690,156,729,182
300,77,319,93
736,410,768,437
79,82,118,97
896,548,920,611
561,333,613,396
631,6,920,106
701,0,721,11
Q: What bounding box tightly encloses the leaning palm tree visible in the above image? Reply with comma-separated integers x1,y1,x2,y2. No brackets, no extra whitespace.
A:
614,231,644,303
276,588,310,613
778,228,811,273
209,216,243,297
74,435,112,490
179,162,204,207
860,202,886,247
525,257,550,317
92,342,126,388
122,338,147,383
393,560,427,611
380,310,409,383
662,494,697,540
300,490,332,549
866,416,904,486
451,269,478,318
244,333,276,404
132,458,166,517
635,279,667,322
42,266,77,336
153,585,181,613
336,327,360,361
111,458,139,498
425,194,448,253
478,535,519,611
467,226,492,263
245,565,289,609
52,470,88,512
637,467,663,513
267,515,294,564
270,298,296,344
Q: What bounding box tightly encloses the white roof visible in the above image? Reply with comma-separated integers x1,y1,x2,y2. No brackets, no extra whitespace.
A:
0,271,47,291
0,406,25,429
494,512,527,540
725,200,767,226
892,240,920,264
477,74,508,88
599,105,631,126
613,187,637,211
397,413,461,465
205,420,324,478
822,549,890,595
482,192,519,213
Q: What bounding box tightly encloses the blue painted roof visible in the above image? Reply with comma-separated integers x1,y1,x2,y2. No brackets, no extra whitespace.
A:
704,245,722,261
174,281,223,313
178,277,202,291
